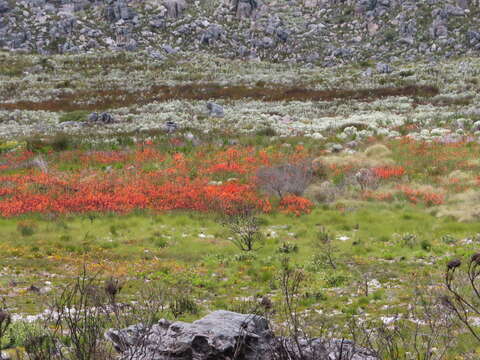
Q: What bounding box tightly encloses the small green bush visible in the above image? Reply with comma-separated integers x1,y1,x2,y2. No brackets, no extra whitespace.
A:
17,221,37,237
441,234,456,244
277,241,298,254
420,240,432,251
153,238,169,248
59,110,89,123
325,271,349,287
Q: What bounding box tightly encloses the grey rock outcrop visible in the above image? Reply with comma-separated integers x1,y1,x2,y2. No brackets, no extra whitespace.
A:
105,310,378,360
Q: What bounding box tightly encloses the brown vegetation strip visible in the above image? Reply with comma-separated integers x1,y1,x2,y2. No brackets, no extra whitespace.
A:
0,84,439,112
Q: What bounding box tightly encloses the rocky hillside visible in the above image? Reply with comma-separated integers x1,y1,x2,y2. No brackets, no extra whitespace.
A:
1,0,479,64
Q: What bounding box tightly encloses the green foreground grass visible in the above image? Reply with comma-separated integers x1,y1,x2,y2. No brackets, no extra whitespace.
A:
1,202,478,317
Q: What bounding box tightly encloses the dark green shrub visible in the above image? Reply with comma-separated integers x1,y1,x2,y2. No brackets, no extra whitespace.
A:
256,126,277,137
17,221,37,237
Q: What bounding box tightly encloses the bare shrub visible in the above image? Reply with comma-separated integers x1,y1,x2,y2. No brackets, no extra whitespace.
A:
272,257,370,360
23,329,60,360
18,268,173,360
256,161,313,198
277,257,308,359
31,156,49,173
443,254,480,343
303,181,338,203
355,168,378,191
350,284,456,360
46,267,114,360
220,203,262,251
169,289,199,319
311,226,337,270
0,299,11,351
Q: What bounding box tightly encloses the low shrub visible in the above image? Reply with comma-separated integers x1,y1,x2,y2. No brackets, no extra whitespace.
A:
59,110,89,123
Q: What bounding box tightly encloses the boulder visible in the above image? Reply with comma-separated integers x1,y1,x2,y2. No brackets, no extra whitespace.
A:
367,22,380,35
444,4,465,16
234,0,258,18
149,51,166,60
276,28,289,42
150,16,166,29
165,120,178,133
88,112,115,124
376,62,392,73
124,39,138,51
467,30,480,48
99,112,115,124
403,19,416,34
430,18,448,38
200,24,224,45
105,310,378,360
356,0,390,16
206,102,224,117
164,0,187,18
162,44,177,54
88,112,99,122
0,0,10,14
104,1,136,21
258,36,274,48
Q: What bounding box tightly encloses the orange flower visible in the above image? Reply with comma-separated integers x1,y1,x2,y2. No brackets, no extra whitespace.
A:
279,195,313,216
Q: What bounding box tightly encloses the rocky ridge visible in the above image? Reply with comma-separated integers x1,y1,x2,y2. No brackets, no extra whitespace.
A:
1,0,480,64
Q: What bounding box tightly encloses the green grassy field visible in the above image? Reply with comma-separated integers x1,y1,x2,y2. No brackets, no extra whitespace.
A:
1,203,478,315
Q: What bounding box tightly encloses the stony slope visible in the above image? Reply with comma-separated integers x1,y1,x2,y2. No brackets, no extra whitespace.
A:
1,0,479,64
